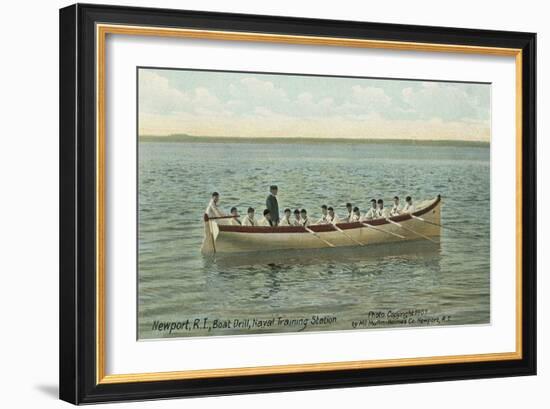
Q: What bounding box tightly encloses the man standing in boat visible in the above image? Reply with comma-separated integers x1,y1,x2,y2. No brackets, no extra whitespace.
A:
242,207,257,226
205,192,225,219
266,185,280,226
403,196,416,213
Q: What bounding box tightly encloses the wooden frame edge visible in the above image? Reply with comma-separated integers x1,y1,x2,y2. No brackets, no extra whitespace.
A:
98,352,522,384
94,23,525,386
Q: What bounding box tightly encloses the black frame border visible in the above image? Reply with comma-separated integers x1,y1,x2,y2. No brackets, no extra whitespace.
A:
59,3,536,404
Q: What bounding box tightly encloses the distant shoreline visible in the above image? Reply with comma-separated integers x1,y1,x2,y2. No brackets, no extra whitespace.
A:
139,134,490,147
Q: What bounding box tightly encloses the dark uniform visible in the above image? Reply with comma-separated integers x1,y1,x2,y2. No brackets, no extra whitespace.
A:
266,193,280,225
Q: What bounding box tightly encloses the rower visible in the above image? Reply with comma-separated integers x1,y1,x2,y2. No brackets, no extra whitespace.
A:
403,196,416,213
364,199,377,220
345,203,353,222
228,206,241,225
258,209,273,226
242,207,257,226
327,206,340,224
376,199,390,219
205,192,225,219
350,206,361,222
390,196,402,216
316,205,329,224
300,209,313,226
266,185,280,226
292,209,302,226
279,208,292,226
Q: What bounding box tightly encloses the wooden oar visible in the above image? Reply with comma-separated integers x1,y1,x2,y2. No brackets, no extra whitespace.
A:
411,215,465,234
361,222,405,239
209,220,218,253
304,227,335,248
385,219,439,244
206,214,240,220
332,224,365,246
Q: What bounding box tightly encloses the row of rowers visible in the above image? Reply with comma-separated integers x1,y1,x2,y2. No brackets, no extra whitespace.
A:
205,186,417,227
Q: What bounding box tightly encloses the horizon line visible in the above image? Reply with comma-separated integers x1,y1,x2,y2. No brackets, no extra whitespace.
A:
138,134,490,146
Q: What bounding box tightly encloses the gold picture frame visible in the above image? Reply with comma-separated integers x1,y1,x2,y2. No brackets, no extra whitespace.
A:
60,4,536,404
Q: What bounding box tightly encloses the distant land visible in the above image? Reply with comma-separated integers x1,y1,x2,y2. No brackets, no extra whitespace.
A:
139,134,490,147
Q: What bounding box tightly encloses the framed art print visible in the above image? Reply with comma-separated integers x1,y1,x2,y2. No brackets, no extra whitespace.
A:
59,4,536,404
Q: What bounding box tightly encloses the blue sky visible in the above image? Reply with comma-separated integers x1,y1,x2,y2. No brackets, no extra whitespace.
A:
138,68,491,141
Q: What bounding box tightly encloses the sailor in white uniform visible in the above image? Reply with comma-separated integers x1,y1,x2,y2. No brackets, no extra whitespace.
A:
349,206,361,222
258,209,274,227
402,196,416,213
300,209,313,227
292,209,302,226
241,207,257,226
327,207,341,224
228,206,241,225
316,205,329,224
363,199,378,220
279,208,292,226
375,199,390,219
390,196,402,216
345,203,353,222
205,192,225,219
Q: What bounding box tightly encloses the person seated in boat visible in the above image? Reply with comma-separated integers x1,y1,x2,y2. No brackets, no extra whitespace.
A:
205,192,225,219
350,206,361,222
242,207,257,226
403,196,416,213
279,208,292,226
300,209,313,226
390,196,402,216
292,209,302,226
363,199,378,220
316,205,329,224
327,206,340,224
345,202,353,222
228,206,241,225
258,209,274,227
375,199,390,219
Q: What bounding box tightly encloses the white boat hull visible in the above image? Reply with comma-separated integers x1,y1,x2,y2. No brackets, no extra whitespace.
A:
202,196,441,254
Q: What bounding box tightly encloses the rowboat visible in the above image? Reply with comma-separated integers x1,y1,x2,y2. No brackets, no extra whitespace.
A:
201,195,442,254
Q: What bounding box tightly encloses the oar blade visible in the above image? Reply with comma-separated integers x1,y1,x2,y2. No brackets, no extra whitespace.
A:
387,219,439,244
362,222,406,239
304,227,335,247
333,225,365,246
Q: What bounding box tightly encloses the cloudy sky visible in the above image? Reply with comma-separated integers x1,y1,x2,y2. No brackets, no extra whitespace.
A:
138,68,491,142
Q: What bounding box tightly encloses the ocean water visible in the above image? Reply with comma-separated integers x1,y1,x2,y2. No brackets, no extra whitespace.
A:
138,141,490,339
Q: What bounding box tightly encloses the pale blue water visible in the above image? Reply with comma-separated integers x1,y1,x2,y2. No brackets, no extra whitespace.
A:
138,141,490,339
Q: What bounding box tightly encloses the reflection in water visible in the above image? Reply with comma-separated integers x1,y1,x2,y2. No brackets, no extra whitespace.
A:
210,240,440,269
210,241,442,317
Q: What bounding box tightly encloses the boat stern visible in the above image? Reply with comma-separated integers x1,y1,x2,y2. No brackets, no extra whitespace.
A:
200,214,219,255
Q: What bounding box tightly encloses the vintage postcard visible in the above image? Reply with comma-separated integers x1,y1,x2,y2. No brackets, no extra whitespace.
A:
137,68,490,339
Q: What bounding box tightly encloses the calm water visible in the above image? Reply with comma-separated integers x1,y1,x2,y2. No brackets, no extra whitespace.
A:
138,141,490,339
